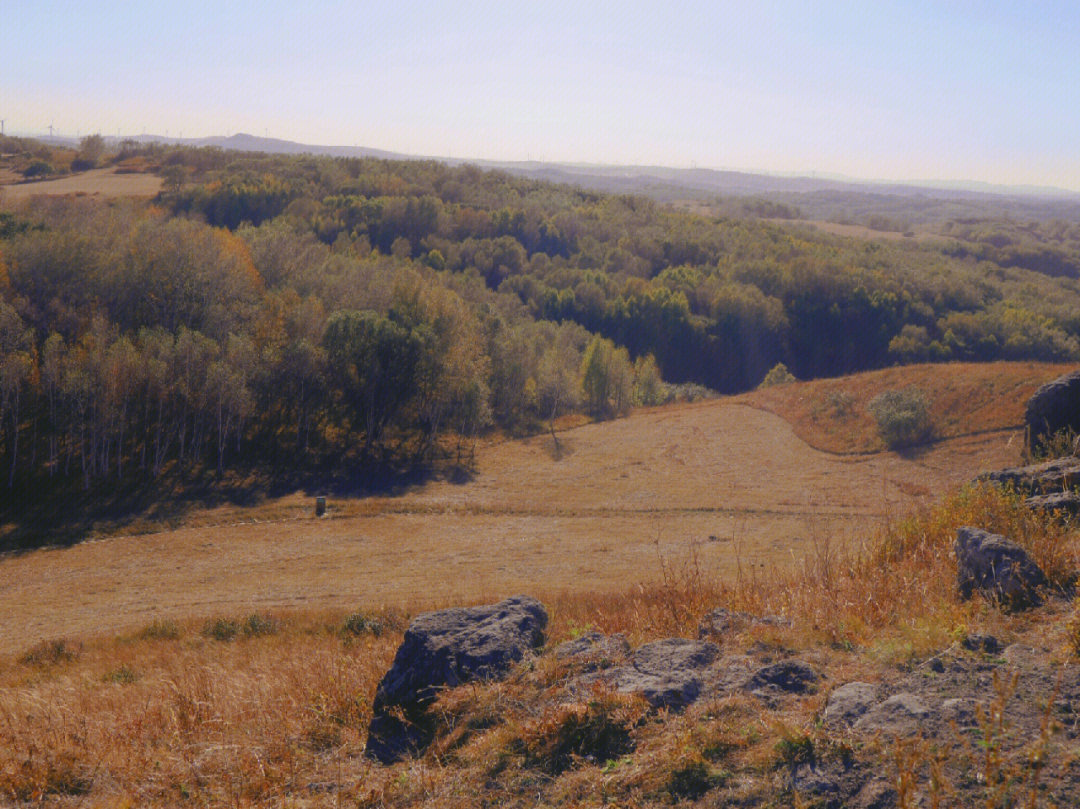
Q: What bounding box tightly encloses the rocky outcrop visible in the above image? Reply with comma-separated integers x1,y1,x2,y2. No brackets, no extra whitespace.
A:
823,682,879,727
854,693,932,734
955,526,1048,609
365,595,548,764
697,607,790,641
961,633,1001,654
608,638,720,709
980,457,1080,494
1025,491,1080,516
554,632,630,673
1025,370,1080,449
745,660,819,695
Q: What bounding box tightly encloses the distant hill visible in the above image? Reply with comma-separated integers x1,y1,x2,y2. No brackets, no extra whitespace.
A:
29,131,1080,224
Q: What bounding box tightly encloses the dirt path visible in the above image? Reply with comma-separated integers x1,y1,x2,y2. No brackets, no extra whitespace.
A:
0,401,1023,653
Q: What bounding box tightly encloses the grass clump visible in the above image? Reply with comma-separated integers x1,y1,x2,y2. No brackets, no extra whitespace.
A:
241,612,281,637
103,664,139,685
774,727,815,769
342,611,383,637
868,386,933,448
516,691,643,774
138,618,182,640
18,638,81,667
201,617,240,641
664,756,726,799
1027,426,1079,462
201,613,281,642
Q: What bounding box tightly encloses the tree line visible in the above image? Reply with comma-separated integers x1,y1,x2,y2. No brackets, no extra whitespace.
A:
3,140,1080,525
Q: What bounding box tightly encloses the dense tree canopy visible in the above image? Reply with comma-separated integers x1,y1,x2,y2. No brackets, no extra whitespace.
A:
2,139,1080,527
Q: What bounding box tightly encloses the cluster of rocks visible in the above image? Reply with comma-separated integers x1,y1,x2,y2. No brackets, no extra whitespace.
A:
365,516,1055,764
364,596,821,764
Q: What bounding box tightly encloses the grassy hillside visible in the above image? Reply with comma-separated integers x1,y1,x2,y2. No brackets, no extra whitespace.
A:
743,361,1073,454
0,362,1041,653
1,361,1077,806
2,484,1078,807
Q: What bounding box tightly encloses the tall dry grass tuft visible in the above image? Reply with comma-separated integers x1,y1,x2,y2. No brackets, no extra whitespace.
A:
0,613,401,807
697,483,1078,654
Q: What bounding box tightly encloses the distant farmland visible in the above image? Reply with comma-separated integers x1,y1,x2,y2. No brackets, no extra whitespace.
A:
0,167,162,202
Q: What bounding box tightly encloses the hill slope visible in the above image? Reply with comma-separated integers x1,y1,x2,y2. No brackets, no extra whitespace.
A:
0,362,1048,654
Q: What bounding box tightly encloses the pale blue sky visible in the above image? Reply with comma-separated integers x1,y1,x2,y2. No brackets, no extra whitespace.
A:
4,1,1079,188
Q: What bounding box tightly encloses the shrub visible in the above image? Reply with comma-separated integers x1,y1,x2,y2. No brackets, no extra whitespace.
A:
19,638,81,667
1028,426,1078,462
342,611,383,637
665,757,725,799
758,362,796,388
24,160,53,178
868,386,933,448
826,389,855,416
516,692,643,774
103,665,139,684
202,617,240,641
242,613,281,637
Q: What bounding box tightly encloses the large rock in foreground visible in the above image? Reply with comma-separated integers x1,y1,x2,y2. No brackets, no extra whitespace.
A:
365,595,548,764
1025,370,1080,450
955,527,1047,610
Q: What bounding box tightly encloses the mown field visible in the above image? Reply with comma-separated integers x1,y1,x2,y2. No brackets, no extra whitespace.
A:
0,362,1053,656
0,167,162,202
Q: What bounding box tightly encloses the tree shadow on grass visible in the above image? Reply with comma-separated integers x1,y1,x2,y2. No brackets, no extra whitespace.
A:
1,457,477,554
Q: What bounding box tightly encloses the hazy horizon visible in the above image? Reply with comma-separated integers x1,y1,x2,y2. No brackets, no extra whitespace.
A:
6,1,1080,191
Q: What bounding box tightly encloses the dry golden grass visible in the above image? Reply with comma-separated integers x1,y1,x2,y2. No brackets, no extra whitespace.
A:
741,360,1071,454
0,168,162,202
1,484,1077,807
2,361,1073,806
0,392,1026,655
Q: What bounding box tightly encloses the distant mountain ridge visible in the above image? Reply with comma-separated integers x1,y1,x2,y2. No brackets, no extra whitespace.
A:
28,131,1080,219
94,132,1075,202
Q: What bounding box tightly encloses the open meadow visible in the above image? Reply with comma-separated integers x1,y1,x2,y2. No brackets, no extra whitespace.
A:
0,167,162,203
4,362,1080,807
0,362,1053,656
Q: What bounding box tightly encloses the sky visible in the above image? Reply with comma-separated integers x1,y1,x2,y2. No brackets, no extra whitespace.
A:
4,1,1080,190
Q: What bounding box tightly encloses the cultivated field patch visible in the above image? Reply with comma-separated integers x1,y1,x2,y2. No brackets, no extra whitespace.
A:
0,167,162,202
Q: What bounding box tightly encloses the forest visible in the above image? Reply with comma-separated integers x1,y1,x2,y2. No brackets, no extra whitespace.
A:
3,135,1080,540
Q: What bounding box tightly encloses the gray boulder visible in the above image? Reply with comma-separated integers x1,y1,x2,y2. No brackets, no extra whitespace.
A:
961,633,1001,654
1025,370,1080,450
554,632,630,672
955,526,1048,609
609,638,720,710
698,607,790,641
941,697,980,726
365,595,548,764
854,693,932,734
823,682,879,726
